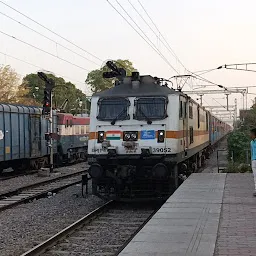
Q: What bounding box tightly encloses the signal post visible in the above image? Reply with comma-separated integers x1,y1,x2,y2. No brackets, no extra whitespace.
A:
38,72,55,172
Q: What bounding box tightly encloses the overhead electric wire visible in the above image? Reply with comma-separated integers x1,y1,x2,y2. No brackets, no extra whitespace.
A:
127,0,181,65
106,0,180,75
0,30,90,72
0,0,102,62
127,0,197,88
135,6,234,95
137,0,188,73
0,11,100,66
193,68,218,76
135,1,228,90
0,51,87,87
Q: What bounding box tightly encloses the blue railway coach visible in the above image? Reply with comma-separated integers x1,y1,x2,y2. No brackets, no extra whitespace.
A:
0,103,57,173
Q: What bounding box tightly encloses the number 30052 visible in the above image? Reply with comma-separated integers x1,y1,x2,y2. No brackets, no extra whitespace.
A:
152,148,171,153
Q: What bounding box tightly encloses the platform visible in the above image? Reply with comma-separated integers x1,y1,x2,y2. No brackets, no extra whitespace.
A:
119,173,256,256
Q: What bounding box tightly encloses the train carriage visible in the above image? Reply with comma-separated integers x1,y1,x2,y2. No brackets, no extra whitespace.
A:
0,104,90,173
57,113,90,163
88,72,231,201
0,103,57,172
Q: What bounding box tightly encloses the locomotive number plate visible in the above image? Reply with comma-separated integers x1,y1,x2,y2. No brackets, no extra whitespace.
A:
152,148,171,153
92,148,106,153
126,149,137,153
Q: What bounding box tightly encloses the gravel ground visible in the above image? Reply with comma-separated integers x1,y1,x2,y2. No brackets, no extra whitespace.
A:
0,181,105,256
0,162,88,194
202,138,228,173
43,204,156,256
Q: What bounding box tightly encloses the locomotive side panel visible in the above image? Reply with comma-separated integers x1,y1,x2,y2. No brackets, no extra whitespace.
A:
175,96,210,161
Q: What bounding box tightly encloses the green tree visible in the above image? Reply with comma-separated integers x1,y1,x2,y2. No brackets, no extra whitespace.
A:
23,73,89,114
226,102,256,166
85,59,137,93
227,131,250,163
0,65,39,105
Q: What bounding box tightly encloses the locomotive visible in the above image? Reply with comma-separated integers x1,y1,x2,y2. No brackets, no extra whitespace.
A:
88,63,231,201
0,103,89,173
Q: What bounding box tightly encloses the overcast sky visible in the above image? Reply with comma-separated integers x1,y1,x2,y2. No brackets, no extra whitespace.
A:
1,0,256,119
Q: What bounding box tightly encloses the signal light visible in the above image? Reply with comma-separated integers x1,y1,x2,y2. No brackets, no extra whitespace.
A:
43,88,52,115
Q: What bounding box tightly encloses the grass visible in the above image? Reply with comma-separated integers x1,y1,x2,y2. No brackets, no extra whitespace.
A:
222,162,252,173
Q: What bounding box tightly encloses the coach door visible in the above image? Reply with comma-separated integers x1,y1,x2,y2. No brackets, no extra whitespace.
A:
29,114,41,157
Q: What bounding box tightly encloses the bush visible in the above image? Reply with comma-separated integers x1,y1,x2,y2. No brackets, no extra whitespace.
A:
227,131,250,163
222,162,252,173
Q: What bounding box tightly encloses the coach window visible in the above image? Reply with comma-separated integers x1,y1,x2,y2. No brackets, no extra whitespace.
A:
197,107,200,128
81,126,84,134
189,126,194,144
75,126,79,135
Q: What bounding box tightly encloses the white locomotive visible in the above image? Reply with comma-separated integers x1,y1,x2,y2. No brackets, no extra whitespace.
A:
88,63,230,201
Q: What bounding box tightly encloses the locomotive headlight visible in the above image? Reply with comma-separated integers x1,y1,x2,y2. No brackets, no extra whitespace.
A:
123,131,138,141
125,133,131,140
97,131,104,143
157,130,165,143
131,133,137,140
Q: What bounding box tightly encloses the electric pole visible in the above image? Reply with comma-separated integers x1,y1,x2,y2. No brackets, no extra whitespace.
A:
38,72,55,172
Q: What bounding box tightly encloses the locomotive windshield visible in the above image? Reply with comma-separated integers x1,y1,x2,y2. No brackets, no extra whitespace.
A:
97,97,130,121
134,97,167,120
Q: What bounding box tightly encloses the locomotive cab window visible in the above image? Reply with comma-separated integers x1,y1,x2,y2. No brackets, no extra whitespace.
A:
134,97,167,120
97,97,130,121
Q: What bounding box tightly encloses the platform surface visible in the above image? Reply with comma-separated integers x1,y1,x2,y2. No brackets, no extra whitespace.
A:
119,173,226,256
214,174,256,256
119,173,256,256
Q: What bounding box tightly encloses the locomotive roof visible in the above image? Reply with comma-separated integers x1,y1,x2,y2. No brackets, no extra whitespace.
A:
93,75,179,97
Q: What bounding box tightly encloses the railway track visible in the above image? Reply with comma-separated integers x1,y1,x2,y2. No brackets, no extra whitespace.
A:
0,170,38,181
0,170,86,211
20,200,160,256
0,159,87,181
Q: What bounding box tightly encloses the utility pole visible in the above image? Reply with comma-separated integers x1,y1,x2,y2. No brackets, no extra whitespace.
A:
199,94,203,106
38,72,55,172
225,92,230,111
234,98,237,128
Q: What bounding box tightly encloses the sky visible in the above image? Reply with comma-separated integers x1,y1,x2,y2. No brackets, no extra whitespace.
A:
1,0,256,121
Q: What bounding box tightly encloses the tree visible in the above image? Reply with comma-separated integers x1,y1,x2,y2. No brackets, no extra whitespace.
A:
0,65,38,105
85,59,137,93
0,65,21,102
23,73,89,114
